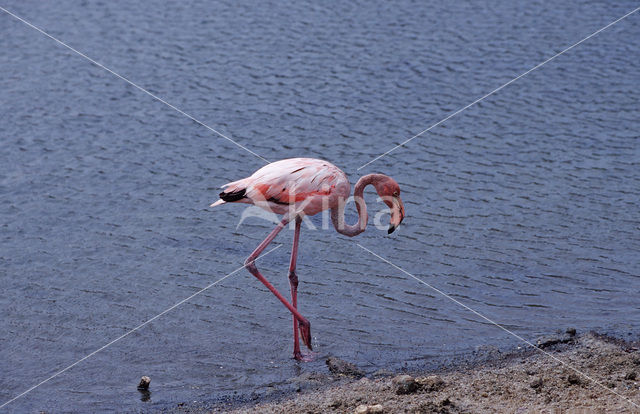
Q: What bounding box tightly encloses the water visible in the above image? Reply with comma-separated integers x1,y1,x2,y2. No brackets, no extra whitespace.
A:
1,0,639,411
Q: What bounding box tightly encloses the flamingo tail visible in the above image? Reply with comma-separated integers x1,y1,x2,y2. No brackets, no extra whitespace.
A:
210,187,247,207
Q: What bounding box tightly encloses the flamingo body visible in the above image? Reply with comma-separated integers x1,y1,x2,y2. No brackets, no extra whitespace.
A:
214,158,350,216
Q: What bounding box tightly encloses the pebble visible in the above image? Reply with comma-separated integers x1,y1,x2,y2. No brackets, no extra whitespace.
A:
392,374,418,395
625,371,637,381
355,405,368,414
137,376,151,390
354,403,384,414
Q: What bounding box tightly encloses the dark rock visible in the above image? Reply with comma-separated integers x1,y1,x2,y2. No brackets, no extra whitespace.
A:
137,376,151,402
625,371,637,381
416,375,446,392
536,333,574,348
393,374,418,395
567,374,581,385
474,345,501,359
566,327,577,336
137,376,151,390
530,378,543,389
326,356,365,378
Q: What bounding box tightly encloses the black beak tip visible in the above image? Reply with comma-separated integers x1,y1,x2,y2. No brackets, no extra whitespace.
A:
388,225,396,234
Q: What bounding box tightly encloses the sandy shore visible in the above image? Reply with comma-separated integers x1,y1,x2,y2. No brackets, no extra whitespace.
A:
184,331,640,413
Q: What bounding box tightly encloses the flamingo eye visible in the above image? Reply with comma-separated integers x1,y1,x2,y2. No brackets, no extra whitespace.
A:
393,191,399,197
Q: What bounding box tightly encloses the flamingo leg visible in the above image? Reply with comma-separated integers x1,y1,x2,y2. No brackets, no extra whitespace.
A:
244,216,313,353
289,216,303,359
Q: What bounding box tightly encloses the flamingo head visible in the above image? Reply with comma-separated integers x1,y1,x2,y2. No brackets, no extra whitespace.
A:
373,176,405,234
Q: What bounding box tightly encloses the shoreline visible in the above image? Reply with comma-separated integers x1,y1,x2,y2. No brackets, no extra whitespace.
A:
174,330,640,413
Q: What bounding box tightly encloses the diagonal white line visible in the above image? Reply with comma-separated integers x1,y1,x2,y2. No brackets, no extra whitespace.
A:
356,243,640,410
357,6,640,170
0,6,270,164
0,244,282,409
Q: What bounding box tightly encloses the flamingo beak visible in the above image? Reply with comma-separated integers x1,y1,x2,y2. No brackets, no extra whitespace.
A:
388,196,405,234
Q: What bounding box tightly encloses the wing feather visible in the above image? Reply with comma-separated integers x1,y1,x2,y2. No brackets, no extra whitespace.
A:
215,158,347,209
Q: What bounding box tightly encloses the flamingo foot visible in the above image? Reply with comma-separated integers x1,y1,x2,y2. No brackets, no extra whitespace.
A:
294,350,317,362
298,320,312,351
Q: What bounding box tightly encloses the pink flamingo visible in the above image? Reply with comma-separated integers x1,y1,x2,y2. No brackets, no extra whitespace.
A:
210,158,405,360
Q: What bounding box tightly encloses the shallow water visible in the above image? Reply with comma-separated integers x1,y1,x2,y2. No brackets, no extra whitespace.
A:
1,0,639,411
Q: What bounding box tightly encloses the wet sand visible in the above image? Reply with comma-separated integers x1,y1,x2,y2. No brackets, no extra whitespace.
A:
187,331,640,413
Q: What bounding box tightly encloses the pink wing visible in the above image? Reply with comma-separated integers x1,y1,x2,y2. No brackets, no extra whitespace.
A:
215,158,349,214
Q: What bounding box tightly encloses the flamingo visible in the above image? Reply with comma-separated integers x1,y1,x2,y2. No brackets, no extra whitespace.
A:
210,158,405,360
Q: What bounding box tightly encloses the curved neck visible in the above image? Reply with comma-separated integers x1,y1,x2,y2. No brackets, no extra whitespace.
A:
331,174,378,237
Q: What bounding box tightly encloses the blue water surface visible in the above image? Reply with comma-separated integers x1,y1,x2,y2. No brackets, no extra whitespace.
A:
1,1,639,411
